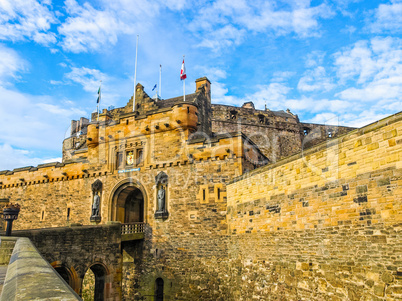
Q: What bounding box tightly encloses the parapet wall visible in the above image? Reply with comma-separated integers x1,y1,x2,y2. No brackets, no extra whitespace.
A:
226,112,402,299
11,223,122,299
0,237,80,301
228,112,402,232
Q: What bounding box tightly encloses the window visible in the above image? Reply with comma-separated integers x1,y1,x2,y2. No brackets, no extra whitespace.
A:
217,188,221,200
126,151,134,166
116,148,144,170
116,152,124,169
203,189,206,201
67,208,71,221
258,115,265,124
137,149,143,165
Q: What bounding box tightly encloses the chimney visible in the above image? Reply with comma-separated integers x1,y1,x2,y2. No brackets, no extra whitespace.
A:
195,77,211,98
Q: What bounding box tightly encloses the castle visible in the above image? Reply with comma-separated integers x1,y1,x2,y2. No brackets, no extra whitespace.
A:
0,77,401,300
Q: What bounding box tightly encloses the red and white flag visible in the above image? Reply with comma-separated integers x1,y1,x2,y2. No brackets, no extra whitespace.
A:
180,59,186,80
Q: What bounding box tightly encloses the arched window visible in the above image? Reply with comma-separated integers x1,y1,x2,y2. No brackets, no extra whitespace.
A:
229,110,237,120
155,278,164,301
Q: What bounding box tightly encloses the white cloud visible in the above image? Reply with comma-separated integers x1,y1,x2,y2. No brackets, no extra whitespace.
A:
64,66,132,106
49,80,63,85
0,142,63,171
37,103,85,116
246,83,291,109
58,0,163,53
58,0,130,52
307,112,339,125
337,81,402,101
334,40,376,84
298,66,335,92
0,44,27,85
211,81,239,106
334,36,402,104
65,67,108,92
162,0,187,10
190,0,335,51
197,25,246,51
195,67,227,81
0,86,87,154
0,144,43,171
369,1,402,33
272,71,296,82
0,0,56,45
305,51,326,67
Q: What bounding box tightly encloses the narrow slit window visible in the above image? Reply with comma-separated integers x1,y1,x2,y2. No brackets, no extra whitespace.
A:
137,149,143,165
203,189,206,201
67,208,70,220
217,188,221,200
116,152,124,169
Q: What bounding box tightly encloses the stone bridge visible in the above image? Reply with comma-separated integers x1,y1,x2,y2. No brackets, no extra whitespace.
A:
9,222,145,300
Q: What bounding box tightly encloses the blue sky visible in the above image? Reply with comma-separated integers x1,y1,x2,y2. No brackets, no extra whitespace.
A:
0,0,401,170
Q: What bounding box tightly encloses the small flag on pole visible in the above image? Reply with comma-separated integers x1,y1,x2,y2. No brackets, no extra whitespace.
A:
180,58,186,80
152,84,157,91
97,87,101,103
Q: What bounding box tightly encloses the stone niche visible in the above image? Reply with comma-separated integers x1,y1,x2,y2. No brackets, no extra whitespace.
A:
90,179,102,223
154,172,168,220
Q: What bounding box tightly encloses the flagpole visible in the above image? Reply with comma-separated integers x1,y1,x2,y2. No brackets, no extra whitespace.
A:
183,55,185,102
133,34,139,112
97,80,102,121
159,64,162,99
100,80,102,115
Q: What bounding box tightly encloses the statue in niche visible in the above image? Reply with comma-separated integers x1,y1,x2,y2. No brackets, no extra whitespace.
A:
90,179,102,222
157,186,165,212
92,191,100,217
155,172,168,219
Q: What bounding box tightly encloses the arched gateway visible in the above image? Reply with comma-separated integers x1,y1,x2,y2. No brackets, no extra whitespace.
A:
109,179,147,223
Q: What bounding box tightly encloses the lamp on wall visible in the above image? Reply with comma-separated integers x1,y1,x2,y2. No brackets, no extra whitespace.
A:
3,203,20,236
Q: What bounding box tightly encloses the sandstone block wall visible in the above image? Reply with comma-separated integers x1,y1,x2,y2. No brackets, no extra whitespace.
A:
226,112,402,300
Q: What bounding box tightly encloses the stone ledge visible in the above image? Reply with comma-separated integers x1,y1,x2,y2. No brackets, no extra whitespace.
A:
0,237,81,301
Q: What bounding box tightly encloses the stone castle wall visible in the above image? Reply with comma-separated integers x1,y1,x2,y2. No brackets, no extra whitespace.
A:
225,112,402,300
211,104,355,163
0,158,243,232
211,104,301,162
115,112,402,301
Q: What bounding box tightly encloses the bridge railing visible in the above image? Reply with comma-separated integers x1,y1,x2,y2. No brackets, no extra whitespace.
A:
121,222,144,235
